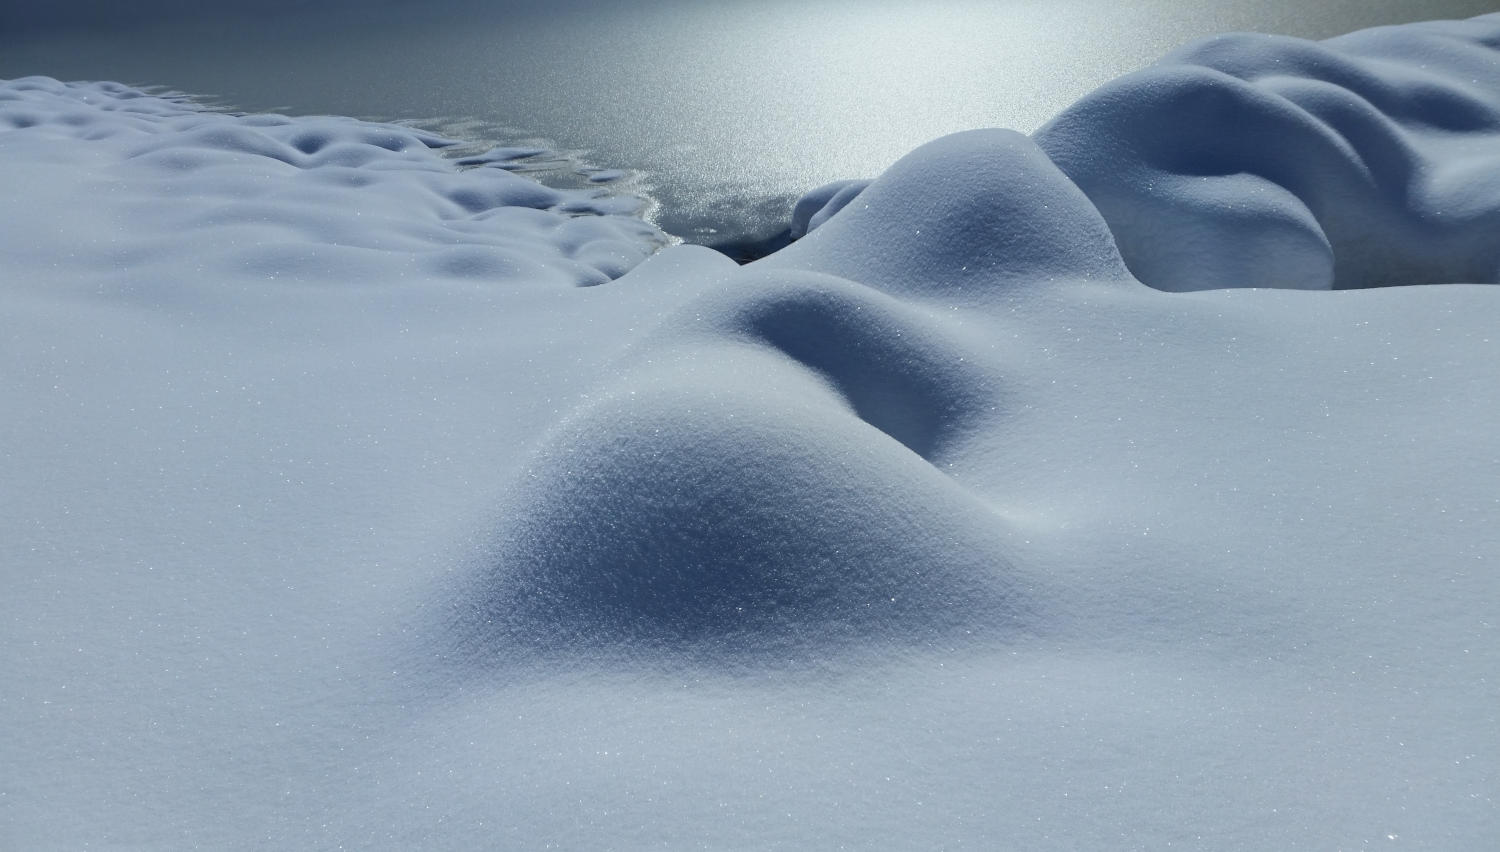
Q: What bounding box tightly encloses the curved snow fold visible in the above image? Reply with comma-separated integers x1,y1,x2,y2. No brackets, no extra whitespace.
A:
1035,14,1500,291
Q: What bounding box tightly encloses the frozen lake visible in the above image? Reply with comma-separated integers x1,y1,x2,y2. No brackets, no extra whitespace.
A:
2,0,1496,246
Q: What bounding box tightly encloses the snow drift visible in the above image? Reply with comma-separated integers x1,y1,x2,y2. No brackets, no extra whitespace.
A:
4,12,1499,851
468,15,1500,664
793,15,1500,292
1038,18,1500,292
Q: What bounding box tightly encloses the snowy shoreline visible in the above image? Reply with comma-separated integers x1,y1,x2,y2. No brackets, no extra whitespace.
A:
4,13,1500,849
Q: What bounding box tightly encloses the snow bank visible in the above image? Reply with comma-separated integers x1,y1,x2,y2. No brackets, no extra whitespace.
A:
1035,15,1500,291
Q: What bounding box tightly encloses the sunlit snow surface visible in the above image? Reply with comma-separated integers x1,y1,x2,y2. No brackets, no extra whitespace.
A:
4,14,1500,850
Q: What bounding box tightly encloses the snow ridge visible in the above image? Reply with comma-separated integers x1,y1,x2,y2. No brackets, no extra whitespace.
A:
1036,14,1500,291
793,15,1500,292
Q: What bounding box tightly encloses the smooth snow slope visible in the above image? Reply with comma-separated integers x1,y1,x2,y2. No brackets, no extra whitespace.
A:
5,14,1500,851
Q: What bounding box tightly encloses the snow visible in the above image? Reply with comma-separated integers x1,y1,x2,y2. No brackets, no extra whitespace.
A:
0,78,667,291
788,178,870,239
4,13,1500,850
1036,18,1500,291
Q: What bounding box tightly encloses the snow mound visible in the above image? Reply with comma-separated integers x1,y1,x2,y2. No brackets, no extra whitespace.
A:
461,268,1032,660
1034,14,1500,291
769,129,1130,299
0,76,667,288
466,15,1500,666
459,134,1137,661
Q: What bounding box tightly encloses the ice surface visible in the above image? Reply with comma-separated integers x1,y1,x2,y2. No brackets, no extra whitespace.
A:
4,14,1500,851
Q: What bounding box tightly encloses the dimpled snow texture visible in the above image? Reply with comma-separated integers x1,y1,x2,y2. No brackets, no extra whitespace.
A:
0,77,667,289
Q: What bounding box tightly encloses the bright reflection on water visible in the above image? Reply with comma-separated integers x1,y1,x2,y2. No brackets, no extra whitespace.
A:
2,0,1494,244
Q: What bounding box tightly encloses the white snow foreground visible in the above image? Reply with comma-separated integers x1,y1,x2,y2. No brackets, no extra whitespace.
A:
4,14,1500,851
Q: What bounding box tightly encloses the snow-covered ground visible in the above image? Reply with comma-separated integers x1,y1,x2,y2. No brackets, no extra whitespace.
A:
4,12,1499,850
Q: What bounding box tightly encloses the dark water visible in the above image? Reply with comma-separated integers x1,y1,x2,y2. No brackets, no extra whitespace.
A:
3,0,1495,246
